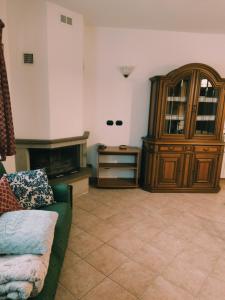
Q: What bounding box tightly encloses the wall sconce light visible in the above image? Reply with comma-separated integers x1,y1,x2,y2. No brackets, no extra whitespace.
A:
119,66,135,78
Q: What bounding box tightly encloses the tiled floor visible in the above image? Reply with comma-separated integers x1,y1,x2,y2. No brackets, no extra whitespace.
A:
55,183,225,300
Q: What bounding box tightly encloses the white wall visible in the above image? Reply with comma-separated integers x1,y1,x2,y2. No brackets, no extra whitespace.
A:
6,0,50,139
5,1,84,140
84,27,225,171
47,2,84,139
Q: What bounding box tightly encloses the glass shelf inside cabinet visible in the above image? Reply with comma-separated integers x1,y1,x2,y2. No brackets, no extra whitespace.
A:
164,77,190,134
195,78,219,135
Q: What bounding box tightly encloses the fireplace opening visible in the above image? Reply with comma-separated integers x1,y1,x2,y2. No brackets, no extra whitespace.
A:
29,145,80,179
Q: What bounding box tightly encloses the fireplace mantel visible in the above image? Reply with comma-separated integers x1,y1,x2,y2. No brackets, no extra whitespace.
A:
16,131,89,149
15,131,90,172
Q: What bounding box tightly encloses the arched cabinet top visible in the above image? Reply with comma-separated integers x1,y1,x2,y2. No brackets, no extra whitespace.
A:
151,63,225,84
166,63,225,83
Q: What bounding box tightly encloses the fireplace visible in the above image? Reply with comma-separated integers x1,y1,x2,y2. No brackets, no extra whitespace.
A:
15,132,90,179
15,132,91,197
29,145,81,179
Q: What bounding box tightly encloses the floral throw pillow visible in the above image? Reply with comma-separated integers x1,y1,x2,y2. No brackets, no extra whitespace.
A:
4,169,55,209
0,177,23,213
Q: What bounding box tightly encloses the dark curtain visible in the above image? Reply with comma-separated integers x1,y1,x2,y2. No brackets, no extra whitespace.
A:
0,19,15,161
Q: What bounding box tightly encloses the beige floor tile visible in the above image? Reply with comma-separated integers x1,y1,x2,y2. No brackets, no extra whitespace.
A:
200,219,225,240
85,193,112,204
141,276,194,300
155,207,182,225
96,195,124,208
164,197,195,213
81,278,137,300
138,196,169,211
211,256,225,282
198,276,225,300
113,198,139,209
190,203,220,220
60,260,105,299
108,231,146,257
91,204,121,220
126,222,162,243
75,197,101,212
68,231,103,258
150,231,191,257
73,209,102,231
62,249,82,271
81,191,103,198
177,212,206,230
125,205,152,219
85,244,128,275
139,214,168,230
55,284,77,300
136,199,159,213
132,243,174,274
163,222,200,241
109,260,155,298
171,245,218,273
70,224,84,237
191,230,225,254
86,221,121,242
163,260,208,296
106,211,140,231
72,207,87,219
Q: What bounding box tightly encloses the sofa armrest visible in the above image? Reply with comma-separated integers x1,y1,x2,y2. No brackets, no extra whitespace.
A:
51,183,73,208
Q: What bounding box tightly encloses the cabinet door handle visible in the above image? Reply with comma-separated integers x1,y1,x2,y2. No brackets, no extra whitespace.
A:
203,147,209,152
168,146,174,151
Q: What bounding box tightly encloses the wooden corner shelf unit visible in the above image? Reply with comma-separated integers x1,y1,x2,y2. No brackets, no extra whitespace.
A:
97,146,141,188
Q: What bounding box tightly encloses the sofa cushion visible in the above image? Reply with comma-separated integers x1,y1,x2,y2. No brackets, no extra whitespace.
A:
0,210,58,255
4,169,54,209
0,177,22,213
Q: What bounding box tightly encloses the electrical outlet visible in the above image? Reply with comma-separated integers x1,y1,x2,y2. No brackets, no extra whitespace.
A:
106,120,114,126
116,120,123,126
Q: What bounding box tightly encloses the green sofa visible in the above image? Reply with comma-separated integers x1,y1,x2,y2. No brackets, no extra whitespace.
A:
0,163,73,300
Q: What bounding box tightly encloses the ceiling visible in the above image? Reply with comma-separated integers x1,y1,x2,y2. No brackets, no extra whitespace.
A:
50,0,225,34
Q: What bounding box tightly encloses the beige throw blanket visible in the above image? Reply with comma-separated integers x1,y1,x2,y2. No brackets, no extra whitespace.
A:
0,248,51,299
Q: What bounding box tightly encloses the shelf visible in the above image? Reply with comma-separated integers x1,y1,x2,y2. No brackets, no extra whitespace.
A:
97,146,140,189
167,96,186,102
196,116,215,121
165,115,184,121
97,178,138,188
198,97,218,103
99,163,137,169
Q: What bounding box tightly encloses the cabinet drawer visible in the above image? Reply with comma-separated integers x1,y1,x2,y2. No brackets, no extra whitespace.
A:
194,146,220,153
159,145,184,152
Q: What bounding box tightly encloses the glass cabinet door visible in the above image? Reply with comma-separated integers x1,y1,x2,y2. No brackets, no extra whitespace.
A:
194,78,219,135
164,77,190,135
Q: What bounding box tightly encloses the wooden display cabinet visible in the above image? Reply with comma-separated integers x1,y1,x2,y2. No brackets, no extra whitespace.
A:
97,146,141,188
141,63,225,192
